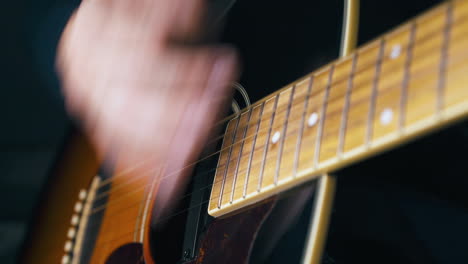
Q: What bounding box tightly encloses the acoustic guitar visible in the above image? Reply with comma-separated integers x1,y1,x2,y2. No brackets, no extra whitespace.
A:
20,0,468,263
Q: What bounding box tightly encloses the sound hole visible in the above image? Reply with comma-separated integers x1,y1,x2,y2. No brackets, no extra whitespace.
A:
105,243,144,264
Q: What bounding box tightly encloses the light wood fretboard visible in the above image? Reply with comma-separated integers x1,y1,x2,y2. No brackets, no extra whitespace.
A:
209,0,468,218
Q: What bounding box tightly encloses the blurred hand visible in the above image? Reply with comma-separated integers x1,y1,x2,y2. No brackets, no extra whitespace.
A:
57,0,238,212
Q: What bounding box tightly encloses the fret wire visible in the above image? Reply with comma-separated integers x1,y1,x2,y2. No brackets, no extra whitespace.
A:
313,66,335,168
292,76,314,177
78,3,468,222
274,85,296,185
366,39,386,146
94,3,465,197
217,114,241,209
243,102,265,198
257,95,280,192
91,4,468,193
216,44,468,195
337,53,358,157
229,108,253,204
400,22,417,131
437,2,454,113
91,46,468,218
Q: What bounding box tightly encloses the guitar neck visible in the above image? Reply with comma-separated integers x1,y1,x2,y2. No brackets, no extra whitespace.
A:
209,0,468,218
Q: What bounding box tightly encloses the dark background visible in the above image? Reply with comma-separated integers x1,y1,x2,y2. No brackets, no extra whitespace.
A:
0,0,443,263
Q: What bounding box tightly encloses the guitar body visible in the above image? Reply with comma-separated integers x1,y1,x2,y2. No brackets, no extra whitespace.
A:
20,0,468,263
20,130,319,264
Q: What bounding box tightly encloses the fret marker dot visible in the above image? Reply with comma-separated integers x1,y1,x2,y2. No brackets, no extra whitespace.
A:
380,108,394,126
307,113,319,127
271,131,281,144
390,44,402,59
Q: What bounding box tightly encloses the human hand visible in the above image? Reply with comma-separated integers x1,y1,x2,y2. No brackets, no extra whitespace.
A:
57,0,238,213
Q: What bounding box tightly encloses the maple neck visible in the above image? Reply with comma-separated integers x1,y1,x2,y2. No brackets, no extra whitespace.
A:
209,0,468,218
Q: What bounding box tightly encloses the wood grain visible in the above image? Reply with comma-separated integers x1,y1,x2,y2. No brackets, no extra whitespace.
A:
89,161,156,263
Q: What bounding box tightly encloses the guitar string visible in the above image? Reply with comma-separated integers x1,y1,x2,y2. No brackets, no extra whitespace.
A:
95,43,401,188
94,12,464,191
85,78,464,221
89,21,467,207
91,190,274,252
90,123,328,214
88,27,467,212
88,35,468,219
76,6,463,213
90,61,467,248
83,48,468,219
82,5,462,250
89,83,467,251
78,41,467,252
91,26,464,212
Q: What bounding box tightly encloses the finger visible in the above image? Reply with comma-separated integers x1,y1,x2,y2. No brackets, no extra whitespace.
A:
145,45,237,215
190,45,239,129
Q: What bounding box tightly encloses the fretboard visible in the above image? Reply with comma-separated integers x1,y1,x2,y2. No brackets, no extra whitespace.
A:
209,0,468,218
